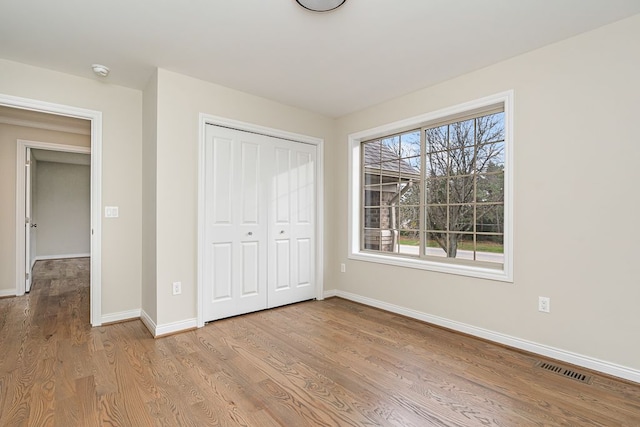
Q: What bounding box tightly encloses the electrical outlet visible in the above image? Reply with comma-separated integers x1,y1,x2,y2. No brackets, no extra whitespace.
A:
340,263,346,273
172,281,182,295
538,296,550,313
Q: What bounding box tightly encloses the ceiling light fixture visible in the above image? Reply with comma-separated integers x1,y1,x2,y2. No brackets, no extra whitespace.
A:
91,64,110,77
296,0,346,12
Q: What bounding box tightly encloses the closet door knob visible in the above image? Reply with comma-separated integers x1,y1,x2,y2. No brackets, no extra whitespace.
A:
279,230,285,234
247,232,253,236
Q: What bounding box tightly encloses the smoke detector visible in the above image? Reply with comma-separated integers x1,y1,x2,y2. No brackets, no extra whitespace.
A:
91,64,110,78
296,0,346,12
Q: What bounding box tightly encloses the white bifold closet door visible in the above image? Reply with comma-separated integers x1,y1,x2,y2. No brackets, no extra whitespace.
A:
203,125,316,322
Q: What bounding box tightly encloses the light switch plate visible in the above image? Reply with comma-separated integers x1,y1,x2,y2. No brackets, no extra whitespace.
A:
105,206,119,218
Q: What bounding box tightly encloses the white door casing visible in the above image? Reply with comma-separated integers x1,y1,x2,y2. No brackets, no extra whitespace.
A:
24,147,32,292
202,123,319,322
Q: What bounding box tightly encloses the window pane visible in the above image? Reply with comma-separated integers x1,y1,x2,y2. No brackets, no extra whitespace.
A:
476,172,504,202
477,140,504,171
364,208,380,228
449,204,474,232
477,112,505,144
401,156,421,177
399,206,419,230
400,131,421,158
379,229,396,253
363,229,380,250
452,234,475,261
363,187,380,207
448,175,475,204
381,135,400,158
363,141,382,166
449,119,475,148
399,181,420,206
448,146,474,177
425,177,447,205
398,230,420,256
380,160,400,183
425,205,447,232
425,232,447,257
364,168,382,185
476,204,503,233
476,234,504,264
425,125,448,153
426,151,448,177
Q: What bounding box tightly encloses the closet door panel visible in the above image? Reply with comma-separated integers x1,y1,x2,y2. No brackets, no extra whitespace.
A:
268,139,316,308
204,126,269,321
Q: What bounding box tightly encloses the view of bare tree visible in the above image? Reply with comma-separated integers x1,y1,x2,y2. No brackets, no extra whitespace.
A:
425,112,505,258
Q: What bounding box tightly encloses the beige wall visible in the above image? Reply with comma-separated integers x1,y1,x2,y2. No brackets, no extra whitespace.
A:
0,59,143,317
0,123,89,292
331,15,640,371
150,69,334,325
35,161,90,257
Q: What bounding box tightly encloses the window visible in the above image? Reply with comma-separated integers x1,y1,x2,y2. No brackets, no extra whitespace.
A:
349,92,512,282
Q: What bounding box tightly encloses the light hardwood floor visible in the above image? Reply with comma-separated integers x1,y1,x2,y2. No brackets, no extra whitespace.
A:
1,258,639,426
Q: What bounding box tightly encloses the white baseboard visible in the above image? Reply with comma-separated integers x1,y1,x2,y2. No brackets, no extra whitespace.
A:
0,289,16,298
323,289,338,298
101,309,141,325
35,253,90,261
140,309,157,337
140,309,197,338
333,290,640,384
156,318,198,337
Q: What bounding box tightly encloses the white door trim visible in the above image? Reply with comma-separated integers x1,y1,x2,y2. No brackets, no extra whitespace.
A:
197,114,325,327
2,93,103,327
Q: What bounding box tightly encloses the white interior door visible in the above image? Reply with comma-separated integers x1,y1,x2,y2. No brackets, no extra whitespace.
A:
203,126,269,321
24,148,32,292
203,125,317,322
268,140,316,308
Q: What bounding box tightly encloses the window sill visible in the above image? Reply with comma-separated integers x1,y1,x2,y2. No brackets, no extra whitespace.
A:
348,250,513,283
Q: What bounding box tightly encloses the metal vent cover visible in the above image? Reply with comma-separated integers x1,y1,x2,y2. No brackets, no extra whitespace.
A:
535,361,593,384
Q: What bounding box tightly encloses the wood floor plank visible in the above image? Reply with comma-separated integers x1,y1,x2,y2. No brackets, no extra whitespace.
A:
1,258,640,426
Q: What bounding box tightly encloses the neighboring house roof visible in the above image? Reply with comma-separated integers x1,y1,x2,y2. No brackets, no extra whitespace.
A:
364,143,420,177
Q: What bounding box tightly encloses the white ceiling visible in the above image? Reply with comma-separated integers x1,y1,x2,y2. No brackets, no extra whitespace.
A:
1,1,638,118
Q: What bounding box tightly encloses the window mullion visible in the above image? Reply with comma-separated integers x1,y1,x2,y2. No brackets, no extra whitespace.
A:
445,124,450,256
473,118,478,261
419,127,426,258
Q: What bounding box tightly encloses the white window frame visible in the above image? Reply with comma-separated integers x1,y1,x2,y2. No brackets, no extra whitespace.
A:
348,91,513,282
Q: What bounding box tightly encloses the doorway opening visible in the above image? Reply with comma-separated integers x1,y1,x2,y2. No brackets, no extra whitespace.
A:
19,142,91,294
0,94,103,326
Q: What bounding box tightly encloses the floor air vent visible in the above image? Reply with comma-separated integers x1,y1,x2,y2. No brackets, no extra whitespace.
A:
535,361,592,384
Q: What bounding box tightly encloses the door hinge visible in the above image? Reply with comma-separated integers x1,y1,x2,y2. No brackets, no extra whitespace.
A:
26,160,31,167
25,273,29,280
25,217,30,224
